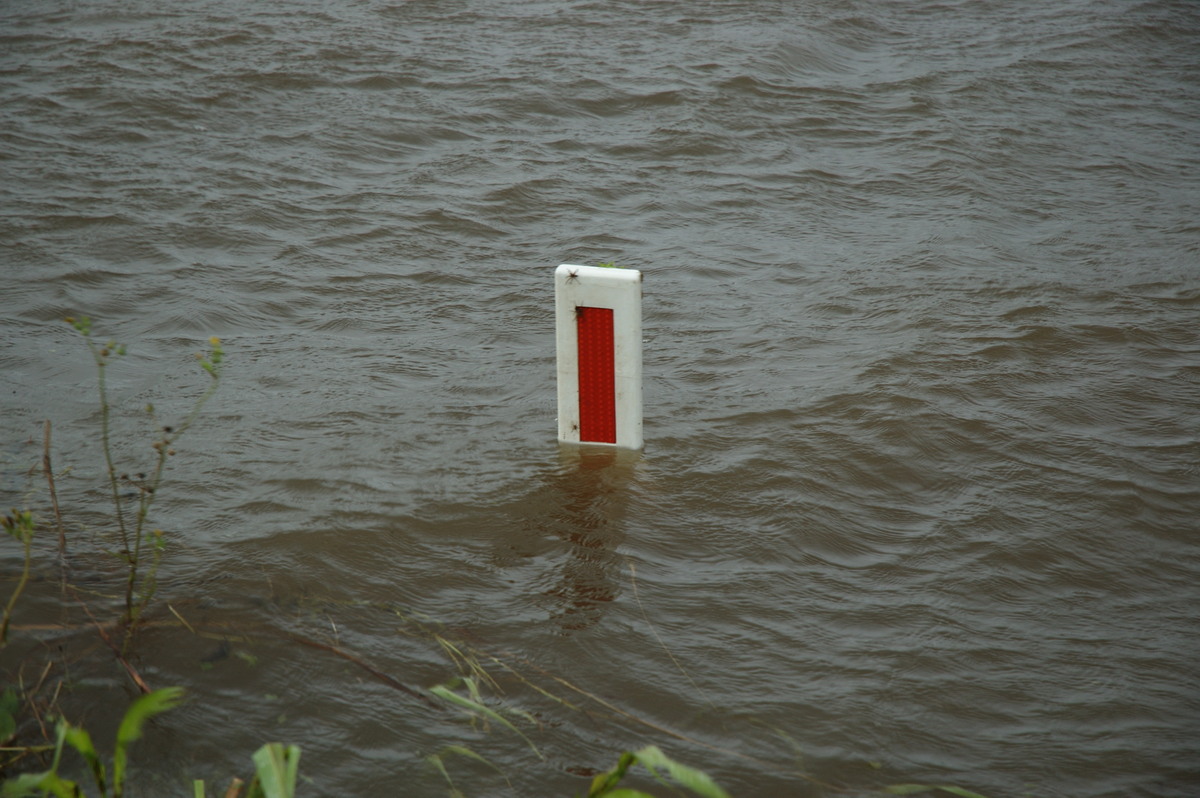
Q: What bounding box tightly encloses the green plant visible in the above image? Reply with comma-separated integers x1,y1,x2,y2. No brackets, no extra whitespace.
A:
1,509,35,646
1,687,301,798
584,745,730,798
430,676,544,761
0,689,19,746
64,318,223,635
0,687,185,798
426,745,506,798
193,743,301,798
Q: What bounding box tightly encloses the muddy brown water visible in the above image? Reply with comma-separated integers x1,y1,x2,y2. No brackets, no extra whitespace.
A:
2,1,1198,796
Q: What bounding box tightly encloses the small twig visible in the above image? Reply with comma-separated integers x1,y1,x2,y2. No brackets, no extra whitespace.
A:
30,660,54,701
67,586,151,694
286,633,441,710
168,604,197,635
42,420,68,562
466,636,827,784
28,660,56,740
627,559,716,709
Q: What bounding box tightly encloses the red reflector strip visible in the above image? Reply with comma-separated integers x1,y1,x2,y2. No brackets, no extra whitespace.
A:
576,306,616,444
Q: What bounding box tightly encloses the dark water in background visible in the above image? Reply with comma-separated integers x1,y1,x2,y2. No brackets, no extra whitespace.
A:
2,0,1198,795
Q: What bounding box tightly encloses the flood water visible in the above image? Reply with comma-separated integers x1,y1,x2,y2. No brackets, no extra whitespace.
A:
2,0,1198,796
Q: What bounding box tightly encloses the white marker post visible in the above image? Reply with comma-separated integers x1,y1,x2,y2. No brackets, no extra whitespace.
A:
555,264,643,450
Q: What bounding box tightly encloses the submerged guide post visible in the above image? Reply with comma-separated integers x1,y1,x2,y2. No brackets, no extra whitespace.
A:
555,264,643,450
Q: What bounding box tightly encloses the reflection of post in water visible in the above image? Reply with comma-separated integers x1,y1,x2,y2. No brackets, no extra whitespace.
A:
541,445,639,631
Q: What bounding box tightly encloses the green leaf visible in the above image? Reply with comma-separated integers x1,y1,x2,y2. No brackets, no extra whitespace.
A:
587,751,635,796
192,779,206,798
463,676,485,705
0,688,19,742
426,753,452,781
62,723,98,759
113,687,186,795
1,771,82,798
4,714,80,798
251,743,300,798
631,746,731,798
1,772,43,798
431,684,506,726
429,684,543,760
441,745,502,772
63,723,107,793
425,757,464,798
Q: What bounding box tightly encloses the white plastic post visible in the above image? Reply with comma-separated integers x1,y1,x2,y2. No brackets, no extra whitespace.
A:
555,264,643,450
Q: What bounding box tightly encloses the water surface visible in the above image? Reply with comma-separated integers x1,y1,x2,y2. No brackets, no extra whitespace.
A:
2,1,1198,796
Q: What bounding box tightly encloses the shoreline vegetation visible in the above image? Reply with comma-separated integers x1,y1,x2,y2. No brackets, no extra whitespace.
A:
1,319,989,798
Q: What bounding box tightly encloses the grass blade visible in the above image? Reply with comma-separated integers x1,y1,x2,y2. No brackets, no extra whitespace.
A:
113,687,186,796
631,745,731,798
1,771,82,798
250,743,301,798
429,684,544,760
62,724,107,794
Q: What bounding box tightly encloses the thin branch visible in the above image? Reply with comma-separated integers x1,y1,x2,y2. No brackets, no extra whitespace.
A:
42,420,68,563
286,633,442,710
68,586,151,695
